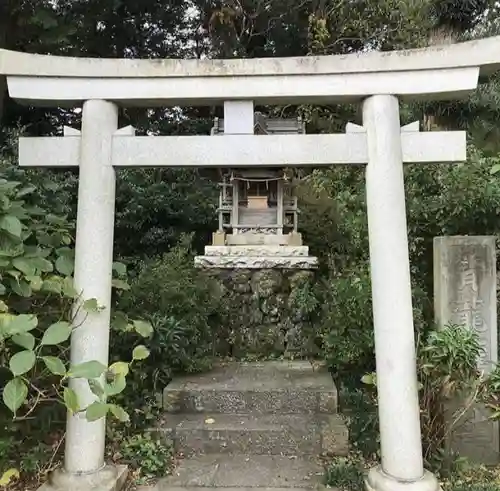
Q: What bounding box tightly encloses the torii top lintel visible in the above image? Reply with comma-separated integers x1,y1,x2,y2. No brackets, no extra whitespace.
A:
1,36,500,107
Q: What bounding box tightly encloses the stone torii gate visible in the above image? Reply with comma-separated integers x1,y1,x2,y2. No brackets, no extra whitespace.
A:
2,36,500,491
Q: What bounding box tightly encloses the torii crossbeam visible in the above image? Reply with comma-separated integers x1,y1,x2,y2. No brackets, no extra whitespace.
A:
19,121,465,169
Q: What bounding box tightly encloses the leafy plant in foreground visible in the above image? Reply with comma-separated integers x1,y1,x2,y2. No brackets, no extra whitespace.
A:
0,167,153,485
360,325,499,472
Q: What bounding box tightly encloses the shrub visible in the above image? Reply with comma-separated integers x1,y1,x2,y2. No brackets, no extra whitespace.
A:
358,325,499,473
115,432,173,485
324,455,371,491
315,263,375,383
115,235,221,394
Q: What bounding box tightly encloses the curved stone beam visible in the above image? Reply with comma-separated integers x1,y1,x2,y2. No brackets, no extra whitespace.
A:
1,36,500,106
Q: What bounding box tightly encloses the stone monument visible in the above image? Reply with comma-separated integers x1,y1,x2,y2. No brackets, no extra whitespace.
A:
434,236,499,464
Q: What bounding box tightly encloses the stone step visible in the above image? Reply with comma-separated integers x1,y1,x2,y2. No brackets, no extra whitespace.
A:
163,361,338,415
152,454,325,490
159,413,348,456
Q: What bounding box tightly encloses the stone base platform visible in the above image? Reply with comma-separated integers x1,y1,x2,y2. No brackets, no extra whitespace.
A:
194,255,318,269
194,245,318,269
37,465,128,491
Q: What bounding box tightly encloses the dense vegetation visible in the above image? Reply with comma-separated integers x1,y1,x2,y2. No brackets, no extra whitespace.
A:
2,1,500,489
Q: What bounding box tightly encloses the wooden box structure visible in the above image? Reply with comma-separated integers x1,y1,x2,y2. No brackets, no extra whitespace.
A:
211,113,304,246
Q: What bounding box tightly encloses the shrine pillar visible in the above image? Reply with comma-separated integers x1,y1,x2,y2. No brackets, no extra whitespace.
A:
363,95,438,491
65,99,118,474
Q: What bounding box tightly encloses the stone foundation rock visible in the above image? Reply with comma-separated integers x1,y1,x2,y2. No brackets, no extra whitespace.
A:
206,268,318,358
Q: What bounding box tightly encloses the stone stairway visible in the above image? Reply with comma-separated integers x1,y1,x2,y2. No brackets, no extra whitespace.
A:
146,361,348,491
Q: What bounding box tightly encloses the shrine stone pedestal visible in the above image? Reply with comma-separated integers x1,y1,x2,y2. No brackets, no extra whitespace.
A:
196,245,318,358
434,236,499,465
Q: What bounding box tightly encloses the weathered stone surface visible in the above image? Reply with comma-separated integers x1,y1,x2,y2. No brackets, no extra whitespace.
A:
161,413,322,456
447,400,500,466
161,413,348,457
251,270,284,297
205,246,310,257
144,487,317,491
38,465,128,491
226,233,303,246
194,255,318,269
289,271,315,289
158,362,346,491
434,236,497,372
204,268,318,358
155,455,323,489
433,236,499,465
320,415,349,456
163,362,338,415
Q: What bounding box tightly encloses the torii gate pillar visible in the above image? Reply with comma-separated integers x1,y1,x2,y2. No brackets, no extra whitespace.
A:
65,100,119,474
363,95,436,491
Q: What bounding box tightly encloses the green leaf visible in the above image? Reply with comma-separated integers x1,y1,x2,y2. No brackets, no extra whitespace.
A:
0,243,23,258
361,373,377,385
16,185,36,198
26,275,43,291
109,361,129,377
42,356,66,376
108,404,130,422
0,300,8,313
132,320,153,338
0,283,6,295
31,257,53,273
5,315,38,336
41,278,62,294
9,350,36,376
111,312,129,332
56,247,73,257
105,373,127,397
85,402,110,422
0,468,20,486
40,321,72,346
6,270,21,280
68,360,107,379
62,277,78,298
88,379,105,399
491,163,500,175
3,378,28,414
63,387,79,414
10,279,32,297
55,255,74,276
12,257,35,276
132,345,150,361
83,298,101,312
11,333,35,351
0,215,22,237
0,179,20,192
111,278,130,290
112,261,127,277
